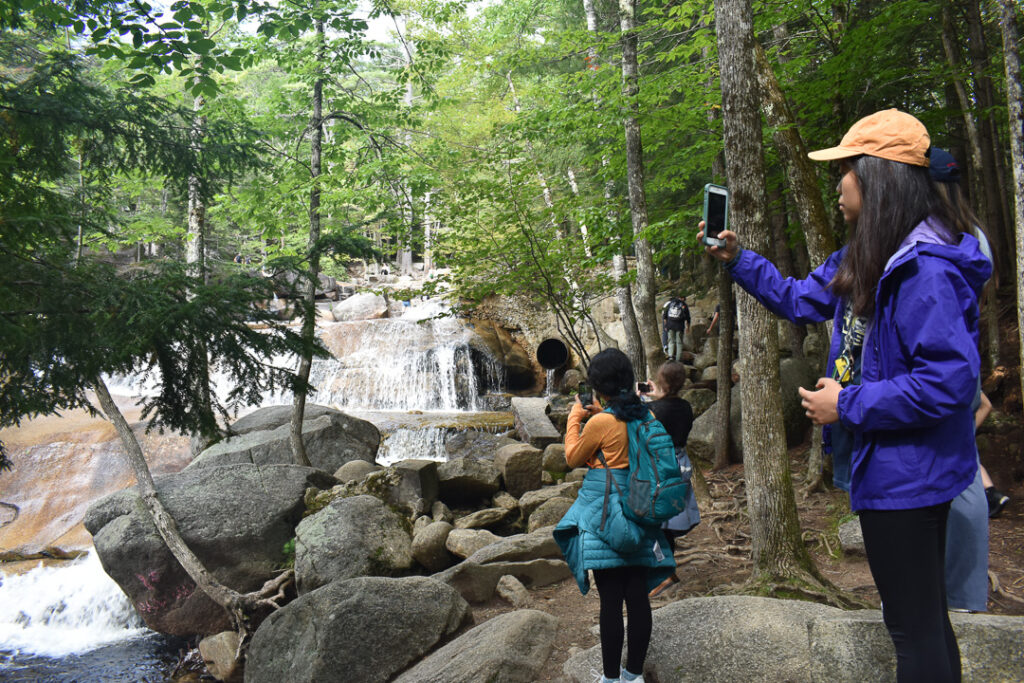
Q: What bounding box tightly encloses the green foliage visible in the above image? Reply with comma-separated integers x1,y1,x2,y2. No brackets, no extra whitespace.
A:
280,537,296,568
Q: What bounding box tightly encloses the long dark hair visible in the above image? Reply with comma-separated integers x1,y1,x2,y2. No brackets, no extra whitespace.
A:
830,155,960,316
587,348,648,422
935,180,999,287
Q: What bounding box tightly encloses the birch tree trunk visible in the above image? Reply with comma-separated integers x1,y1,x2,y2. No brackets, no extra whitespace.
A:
290,16,325,468
997,0,1024,411
582,0,645,374
618,0,664,379
714,0,830,589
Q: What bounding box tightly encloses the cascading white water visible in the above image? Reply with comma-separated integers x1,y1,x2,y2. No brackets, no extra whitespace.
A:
0,553,148,657
376,427,450,466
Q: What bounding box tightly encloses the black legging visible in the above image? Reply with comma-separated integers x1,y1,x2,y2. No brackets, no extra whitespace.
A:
859,503,961,683
593,565,651,679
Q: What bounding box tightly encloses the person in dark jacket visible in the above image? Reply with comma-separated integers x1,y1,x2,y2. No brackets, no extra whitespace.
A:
700,110,990,683
554,348,674,683
640,361,698,597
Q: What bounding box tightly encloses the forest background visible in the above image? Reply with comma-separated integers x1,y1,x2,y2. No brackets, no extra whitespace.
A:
2,0,1024,618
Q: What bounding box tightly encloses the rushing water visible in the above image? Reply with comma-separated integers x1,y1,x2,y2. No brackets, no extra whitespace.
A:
1,296,515,680
0,553,186,681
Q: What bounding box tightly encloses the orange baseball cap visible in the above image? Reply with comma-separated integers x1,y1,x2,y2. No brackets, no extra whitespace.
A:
808,109,931,167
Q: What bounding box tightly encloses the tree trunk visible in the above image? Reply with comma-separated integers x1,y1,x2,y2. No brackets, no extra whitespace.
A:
582,0,644,374
712,266,735,470
714,0,826,588
997,0,1024,411
618,0,663,380
290,17,325,469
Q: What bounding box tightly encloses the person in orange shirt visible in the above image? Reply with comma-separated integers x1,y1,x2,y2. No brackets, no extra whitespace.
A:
555,348,675,683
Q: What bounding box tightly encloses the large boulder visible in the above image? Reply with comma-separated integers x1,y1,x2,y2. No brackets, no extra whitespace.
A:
434,558,570,603
437,457,502,506
681,387,716,419
527,498,574,532
778,356,817,447
510,397,561,450
563,595,839,682
412,521,455,572
294,494,413,594
464,527,562,564
190,408,380,474
444,430,519,462
245,576,469,683
393,609,559,683
518,482,579,518
84,464,336,637
809,609,1024,683
330,292,388,321
541,443,568,473
494,443,543,498
446,528,502,559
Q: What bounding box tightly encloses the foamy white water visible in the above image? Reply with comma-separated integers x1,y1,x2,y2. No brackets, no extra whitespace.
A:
0,553,149,657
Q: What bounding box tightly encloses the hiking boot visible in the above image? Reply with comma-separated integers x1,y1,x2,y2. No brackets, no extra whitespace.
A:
986,487,1010,518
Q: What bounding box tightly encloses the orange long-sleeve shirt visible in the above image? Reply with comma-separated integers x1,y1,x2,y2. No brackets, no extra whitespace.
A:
564,404,630,469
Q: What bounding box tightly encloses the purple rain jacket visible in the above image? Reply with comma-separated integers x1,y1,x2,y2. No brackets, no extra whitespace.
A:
725,218,992,511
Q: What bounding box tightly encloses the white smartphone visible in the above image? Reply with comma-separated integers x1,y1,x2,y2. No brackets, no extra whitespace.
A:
702,183,729,248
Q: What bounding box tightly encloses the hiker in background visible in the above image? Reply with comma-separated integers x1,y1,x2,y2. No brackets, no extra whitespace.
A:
554,348,675,683
929,147,1011,520
706,304,721,335
639,361,698,597
701,110,990,682
661,295,690,361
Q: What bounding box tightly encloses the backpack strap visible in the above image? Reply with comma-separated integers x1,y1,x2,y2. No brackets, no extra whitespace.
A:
594,449,626,532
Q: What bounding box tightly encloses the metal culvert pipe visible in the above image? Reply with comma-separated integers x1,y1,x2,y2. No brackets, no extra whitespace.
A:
536,338,570,370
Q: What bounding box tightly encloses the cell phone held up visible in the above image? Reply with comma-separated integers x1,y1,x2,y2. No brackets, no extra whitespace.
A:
577,382,593,408
636,382,652,394
702,183,729,248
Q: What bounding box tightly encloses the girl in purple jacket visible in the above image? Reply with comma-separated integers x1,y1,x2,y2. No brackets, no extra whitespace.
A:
701,109,991,683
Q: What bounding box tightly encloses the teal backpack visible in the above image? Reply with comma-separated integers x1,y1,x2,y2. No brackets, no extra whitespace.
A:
596,412,691,528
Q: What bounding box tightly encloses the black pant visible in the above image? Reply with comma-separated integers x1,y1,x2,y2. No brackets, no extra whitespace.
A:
860,503,961,683
593,566,651,679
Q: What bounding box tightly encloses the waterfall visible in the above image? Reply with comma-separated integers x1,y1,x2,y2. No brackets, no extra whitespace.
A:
0,553,148,657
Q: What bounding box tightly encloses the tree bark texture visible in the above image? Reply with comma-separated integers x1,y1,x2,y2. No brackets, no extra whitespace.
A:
582,0,645,374
997,0,1024,411
618,0,664,380
712,265,735,469
290,18,325,469
714,0,818,580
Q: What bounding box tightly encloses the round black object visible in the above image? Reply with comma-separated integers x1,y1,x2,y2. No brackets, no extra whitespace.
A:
536,338,569,369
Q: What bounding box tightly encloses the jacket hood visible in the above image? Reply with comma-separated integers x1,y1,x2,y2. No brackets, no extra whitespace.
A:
884,217,992,296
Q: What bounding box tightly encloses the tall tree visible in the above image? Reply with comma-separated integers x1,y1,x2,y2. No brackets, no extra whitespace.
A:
713,0,847,600
997,0,1024,411
617,0,663,379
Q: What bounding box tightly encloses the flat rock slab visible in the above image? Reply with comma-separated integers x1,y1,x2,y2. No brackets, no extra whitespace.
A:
510,397,561,449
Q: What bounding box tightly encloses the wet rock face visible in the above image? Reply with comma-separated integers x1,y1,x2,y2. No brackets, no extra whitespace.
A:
84,464,337,637
462,319,538,391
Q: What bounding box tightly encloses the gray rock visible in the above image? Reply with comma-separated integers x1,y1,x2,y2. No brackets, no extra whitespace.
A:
84,464,335,637
431,499,454,523
541,470,554,485
245,576,469,683
412,515,432,535
519,482,579,518
412,521,455,572
686,408,716,464
560,369,584,394
330,292,388,321
493,491,519,511
294,495,413,594
496,575,531,608
334,460,381,483
564,595,840,682
454,507,510,530
437,457,502,506
694,336,718,371
700,365,719,383
393,610,557,683
229,404,353,436
494,443,543,498
681,388,716,419
528,498,574,532
542,443,568,473
838,517,865,555
434,559,571,603
190,411,379,474
444,430,519,461
510,397,561,449
446,528,502,559
464,527,562,565
565,468,587,483
808,609,1024,683
199,631,242,683
390,459,440,515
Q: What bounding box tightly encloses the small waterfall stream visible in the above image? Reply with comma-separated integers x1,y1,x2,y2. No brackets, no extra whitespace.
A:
1,296,515,678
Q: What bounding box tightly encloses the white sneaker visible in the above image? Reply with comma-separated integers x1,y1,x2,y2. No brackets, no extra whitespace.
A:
621,669,645,683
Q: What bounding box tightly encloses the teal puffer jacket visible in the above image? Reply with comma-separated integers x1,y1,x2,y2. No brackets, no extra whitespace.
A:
554,467,676,594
